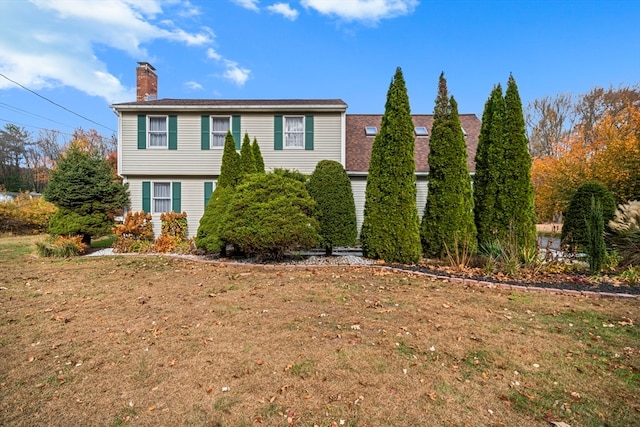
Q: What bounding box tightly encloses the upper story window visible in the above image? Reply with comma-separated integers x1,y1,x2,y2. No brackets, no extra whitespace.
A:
148,116,168,148
211,116,231,148
284,116,304,149
153,182,171,213
415,126,428,137
365,126,377,136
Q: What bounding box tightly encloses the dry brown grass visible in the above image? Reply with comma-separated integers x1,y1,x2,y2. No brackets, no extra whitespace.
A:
0,236,638,427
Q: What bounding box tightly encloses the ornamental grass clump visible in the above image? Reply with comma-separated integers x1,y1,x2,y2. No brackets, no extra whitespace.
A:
36,235,87,257
607,200,640,266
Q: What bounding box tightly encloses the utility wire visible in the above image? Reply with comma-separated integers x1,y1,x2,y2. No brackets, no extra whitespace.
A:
0,73,117,133
0,102,76,130
0,118,75,138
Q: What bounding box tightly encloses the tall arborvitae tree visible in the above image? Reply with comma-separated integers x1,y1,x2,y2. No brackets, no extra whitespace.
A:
195,131,240,254
360,67,421,264
240,133,256,175
474,85,506,247
502,75,537,248
252,137,265,173
217,131,241,188
421,73,476,258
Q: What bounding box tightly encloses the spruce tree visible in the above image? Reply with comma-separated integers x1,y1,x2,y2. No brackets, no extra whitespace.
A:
45,141,129,245
360,67,421,264
252,138,265,173
307,160,357,255
502,75,537,249
474,85,506,248
421,73,477,258
240,133,257,175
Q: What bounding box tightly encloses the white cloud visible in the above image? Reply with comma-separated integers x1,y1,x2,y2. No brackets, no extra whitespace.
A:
231,0,260,12
207,48,222,61
222,60,251,86
0,0,252,102
185,81,204,90
301,0,418,23
267,3,299,20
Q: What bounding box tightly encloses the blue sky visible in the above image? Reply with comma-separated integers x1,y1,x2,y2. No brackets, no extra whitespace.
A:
1,0,638,140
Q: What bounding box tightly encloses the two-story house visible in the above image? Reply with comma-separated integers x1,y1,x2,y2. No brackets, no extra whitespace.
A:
112,63,480,237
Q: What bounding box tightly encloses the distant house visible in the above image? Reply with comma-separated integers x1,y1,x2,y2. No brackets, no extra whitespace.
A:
111,63,480,237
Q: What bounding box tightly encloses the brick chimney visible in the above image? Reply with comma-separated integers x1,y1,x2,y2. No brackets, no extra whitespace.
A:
136,62,157,102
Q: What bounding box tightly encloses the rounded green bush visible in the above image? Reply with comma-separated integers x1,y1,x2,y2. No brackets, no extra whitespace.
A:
220,173,318,260
307,160,357,255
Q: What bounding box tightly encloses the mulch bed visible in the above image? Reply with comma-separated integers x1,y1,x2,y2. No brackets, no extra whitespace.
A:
384,263,640,296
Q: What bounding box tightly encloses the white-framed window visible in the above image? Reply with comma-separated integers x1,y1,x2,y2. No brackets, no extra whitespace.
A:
284,116,304,149
153,182,171,213
211,116,231,148
148,116,168,148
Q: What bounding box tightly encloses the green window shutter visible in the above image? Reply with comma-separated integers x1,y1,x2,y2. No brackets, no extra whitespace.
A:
201,116,210,150
274,115,283,150
305,115,314,150
137,115,146,149
232,115,241,149
142,181,151,213
204,181,213,207
172,182,181,213
168,115,178,150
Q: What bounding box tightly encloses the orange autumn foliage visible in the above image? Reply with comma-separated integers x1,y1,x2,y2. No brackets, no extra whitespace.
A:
532,104,640,221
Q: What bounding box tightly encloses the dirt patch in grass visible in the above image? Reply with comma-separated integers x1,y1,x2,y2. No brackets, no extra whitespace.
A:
0,236,638,426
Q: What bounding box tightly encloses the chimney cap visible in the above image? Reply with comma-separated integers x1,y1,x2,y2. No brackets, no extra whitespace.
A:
137,62,156,71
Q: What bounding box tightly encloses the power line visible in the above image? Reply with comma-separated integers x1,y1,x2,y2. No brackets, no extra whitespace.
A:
0,102,76,130
0,73,117,133
0,118,75,138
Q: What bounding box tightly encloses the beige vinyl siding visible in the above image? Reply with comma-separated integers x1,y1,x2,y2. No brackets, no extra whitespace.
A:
120,113,224,175
120,112,344,176
349,175,430,238
416,176,429,219
349,176,367,235
126,176,213,238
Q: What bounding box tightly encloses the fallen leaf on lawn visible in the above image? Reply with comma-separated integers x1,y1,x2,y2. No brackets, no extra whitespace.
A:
28,356,35,362
169,359,177,366
549,422,571,427
147,406,155,412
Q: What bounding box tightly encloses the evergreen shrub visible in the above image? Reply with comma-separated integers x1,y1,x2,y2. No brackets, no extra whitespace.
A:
307,160,357,255
220,173,318,260
561,181,616,251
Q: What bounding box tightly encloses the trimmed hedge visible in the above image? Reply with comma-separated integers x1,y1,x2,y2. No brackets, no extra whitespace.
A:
307,160,357,255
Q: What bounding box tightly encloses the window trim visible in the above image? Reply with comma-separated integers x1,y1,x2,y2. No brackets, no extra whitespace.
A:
152,181,172,214
210,115,232,149
283,115,305,149
147,115,168,149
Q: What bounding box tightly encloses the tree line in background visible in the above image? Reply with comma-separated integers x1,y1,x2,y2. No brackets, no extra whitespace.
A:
0,125,117,193
527,84,640,221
